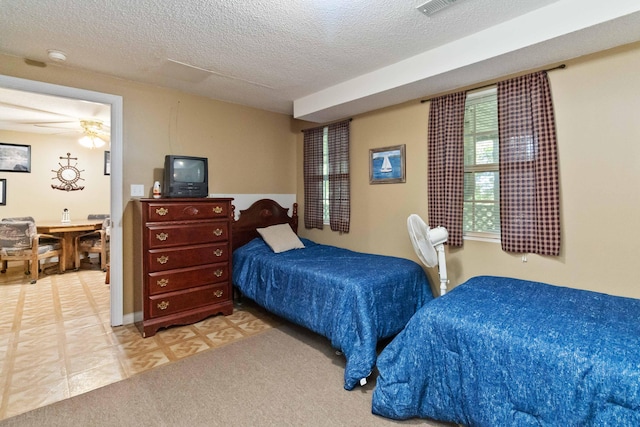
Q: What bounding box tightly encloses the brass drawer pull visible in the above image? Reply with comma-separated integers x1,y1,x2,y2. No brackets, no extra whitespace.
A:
157,278,169,288
214,269,223,277
184,206,199,216
157,301,169,310
156,232,169,241
156,207,168,216
157,255,169,264
214,249,223,257
213,228,223,237
213,206,223,214
214,290,224,298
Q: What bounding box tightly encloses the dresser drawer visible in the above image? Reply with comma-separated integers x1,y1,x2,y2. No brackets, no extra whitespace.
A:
147,243,229,272
148,283,230,318
146,222,229,248
146,201,229,222
147,263,229,295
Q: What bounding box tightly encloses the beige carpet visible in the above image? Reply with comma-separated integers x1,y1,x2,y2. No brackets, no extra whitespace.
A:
0,321,453,427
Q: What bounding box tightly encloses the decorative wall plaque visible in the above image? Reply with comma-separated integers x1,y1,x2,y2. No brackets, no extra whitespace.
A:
52,152,85,191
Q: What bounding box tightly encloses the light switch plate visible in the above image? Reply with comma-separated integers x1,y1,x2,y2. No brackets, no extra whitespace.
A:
130,184,145,197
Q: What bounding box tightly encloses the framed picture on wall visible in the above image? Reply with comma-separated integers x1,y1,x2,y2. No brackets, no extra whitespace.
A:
0,179,6,205
0,143,31,172
104,151,110,175
369,144,406,184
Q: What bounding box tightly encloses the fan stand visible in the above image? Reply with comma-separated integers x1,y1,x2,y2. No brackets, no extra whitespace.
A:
435,243,448,295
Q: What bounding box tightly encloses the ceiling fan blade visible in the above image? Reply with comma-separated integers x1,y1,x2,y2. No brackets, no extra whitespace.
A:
33,123,80,130
28,121,78,125
0,101,77,117
52,130,82,135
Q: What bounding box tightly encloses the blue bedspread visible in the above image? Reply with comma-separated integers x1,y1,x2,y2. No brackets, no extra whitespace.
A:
232,238,433,390
372,276,640,426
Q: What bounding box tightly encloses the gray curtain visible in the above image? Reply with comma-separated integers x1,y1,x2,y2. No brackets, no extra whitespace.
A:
427,92,466,247
302,119,351,232
303,126,324,230
497,71,561,256
327,120,350,233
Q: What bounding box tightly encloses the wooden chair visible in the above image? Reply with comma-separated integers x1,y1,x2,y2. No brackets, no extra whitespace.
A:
0,217,65,283
75,215,110,272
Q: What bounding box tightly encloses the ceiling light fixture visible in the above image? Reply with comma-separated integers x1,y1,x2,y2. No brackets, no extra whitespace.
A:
47,49,67,62
78,120,106,149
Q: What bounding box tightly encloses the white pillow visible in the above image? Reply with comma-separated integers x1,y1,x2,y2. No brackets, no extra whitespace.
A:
256,223,305,253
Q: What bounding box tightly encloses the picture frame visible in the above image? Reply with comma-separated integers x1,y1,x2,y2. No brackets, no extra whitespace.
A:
369,144,406,184
0,179,5,205
104,151,111,175
0,143,31,173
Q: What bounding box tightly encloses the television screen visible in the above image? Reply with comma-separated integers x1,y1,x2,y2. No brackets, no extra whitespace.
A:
173,158,205,183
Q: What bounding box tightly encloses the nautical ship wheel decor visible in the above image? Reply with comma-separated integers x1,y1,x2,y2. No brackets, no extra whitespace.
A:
52,153,85,191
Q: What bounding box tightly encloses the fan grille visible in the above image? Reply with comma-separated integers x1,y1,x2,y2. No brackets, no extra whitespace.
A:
407,214,438,268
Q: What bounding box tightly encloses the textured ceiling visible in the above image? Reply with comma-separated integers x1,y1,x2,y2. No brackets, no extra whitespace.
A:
1,0,639,125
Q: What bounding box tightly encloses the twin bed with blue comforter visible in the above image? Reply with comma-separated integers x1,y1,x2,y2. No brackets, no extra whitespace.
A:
372,275,640,426
231,199,433,390
233,237,432,390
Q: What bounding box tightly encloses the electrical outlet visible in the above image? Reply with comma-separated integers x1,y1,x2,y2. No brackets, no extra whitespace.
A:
130,184,145,197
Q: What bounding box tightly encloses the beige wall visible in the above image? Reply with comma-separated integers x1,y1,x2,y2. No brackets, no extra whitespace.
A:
2,41,639,319
0,54,298,318
296,42,640,299
0,130,110,220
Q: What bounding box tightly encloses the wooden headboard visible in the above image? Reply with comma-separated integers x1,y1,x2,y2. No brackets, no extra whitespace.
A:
231,199,298,251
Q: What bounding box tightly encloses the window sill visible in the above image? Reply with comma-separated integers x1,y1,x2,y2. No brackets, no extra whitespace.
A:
463,235,501,244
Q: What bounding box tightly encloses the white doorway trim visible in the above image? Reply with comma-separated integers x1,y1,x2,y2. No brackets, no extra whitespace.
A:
0,74,124,326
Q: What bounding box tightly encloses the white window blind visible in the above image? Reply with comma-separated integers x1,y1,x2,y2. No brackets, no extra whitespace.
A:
463,87,500,238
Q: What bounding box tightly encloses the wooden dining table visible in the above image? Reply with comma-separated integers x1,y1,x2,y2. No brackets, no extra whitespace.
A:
37,220,104,270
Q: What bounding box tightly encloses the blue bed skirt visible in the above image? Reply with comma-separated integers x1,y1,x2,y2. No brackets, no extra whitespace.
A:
232,238,433,390
372,276,640,426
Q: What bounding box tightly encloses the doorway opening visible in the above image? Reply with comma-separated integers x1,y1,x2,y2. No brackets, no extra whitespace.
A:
0,74,123,325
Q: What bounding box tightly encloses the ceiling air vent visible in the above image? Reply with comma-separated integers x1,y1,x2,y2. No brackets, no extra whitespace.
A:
416,0,459,17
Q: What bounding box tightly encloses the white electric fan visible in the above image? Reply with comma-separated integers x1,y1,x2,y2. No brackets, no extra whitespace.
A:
407,214,449,296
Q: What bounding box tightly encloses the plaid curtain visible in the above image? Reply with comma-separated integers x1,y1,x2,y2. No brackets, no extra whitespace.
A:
497,71,560,256
428,92,466,247
303,126,324,229
327,120,350,233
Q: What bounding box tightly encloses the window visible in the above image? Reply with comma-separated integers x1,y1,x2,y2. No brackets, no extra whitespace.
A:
463,87,500,239
303,119,350,233
316,126,342,224
428,71,559,253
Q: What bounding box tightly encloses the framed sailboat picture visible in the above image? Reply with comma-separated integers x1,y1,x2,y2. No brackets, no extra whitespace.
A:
369,144,406,184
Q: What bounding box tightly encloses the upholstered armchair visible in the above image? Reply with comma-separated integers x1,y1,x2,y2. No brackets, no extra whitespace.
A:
75,215,110,272
0,217,66,283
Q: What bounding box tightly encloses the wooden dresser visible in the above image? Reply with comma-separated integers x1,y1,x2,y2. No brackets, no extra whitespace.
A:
133,198,234,337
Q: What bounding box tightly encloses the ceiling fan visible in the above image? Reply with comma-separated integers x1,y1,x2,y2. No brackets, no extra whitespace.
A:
0,97,110,145
77,120,109,148
33,119,110,148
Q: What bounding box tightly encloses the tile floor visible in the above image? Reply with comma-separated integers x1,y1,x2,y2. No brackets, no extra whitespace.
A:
0,262,279,421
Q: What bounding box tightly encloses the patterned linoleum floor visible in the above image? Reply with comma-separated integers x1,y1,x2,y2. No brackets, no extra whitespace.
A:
0,262,279,420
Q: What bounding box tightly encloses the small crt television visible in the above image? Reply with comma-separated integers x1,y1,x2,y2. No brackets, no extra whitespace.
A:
163,155,209,198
